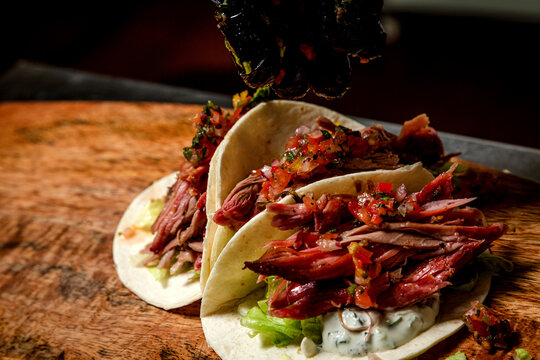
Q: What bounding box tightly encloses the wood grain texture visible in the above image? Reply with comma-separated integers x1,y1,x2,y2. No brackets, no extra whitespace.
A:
0,102,538,360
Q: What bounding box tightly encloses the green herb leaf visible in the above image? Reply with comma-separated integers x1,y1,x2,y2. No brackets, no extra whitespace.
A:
284,148,300,162
321,130,332,139
183,147,193,161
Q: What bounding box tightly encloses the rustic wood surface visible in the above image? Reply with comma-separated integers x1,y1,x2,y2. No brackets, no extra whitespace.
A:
0,101,538,360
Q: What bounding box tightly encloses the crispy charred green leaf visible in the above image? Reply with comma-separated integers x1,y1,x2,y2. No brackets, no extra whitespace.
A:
212,0,385,99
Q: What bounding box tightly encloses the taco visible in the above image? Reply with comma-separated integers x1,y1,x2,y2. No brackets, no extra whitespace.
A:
113,89,270,309
202,100,367,288
201,163,506,359
113,173,204,309
205,100,445,288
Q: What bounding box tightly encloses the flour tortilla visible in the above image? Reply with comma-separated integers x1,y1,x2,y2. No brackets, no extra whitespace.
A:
202,100,365,289
113,173,202,309
201,164,492,359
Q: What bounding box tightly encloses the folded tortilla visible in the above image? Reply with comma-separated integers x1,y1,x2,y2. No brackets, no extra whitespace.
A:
202,100,365,289
201,164,491,359
113,173,202,309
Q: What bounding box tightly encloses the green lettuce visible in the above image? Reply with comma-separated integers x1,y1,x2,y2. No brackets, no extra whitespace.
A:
134,198,164,231
514,348,533,360
445,350,468,360
147,266,168,283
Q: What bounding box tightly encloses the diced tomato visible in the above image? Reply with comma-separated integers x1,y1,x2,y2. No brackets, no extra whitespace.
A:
462,301,513,350
269,168,292,198
377,182,393,194
348,243,373,265
284,136,299,150
354,286,372,308
349,201,372,224
318,138,335,153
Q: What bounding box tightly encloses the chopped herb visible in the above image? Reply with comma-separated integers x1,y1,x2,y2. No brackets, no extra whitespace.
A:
321,130,332,139
284,149,300,162
388,316,403,327
191,132,201,147
347,284,357,297
203,100,217,115
183,147,193,161
336,125,351,132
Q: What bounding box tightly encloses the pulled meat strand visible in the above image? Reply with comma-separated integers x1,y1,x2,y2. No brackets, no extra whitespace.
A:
213,173,265,230
414,163,457,205
341,231,446,249
392,114,444,166
267,280,354,320
382,222,507,242
245,247,354,282
150,179,191,253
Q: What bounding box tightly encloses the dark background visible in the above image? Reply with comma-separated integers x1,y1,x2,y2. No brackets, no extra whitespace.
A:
1,0,539,149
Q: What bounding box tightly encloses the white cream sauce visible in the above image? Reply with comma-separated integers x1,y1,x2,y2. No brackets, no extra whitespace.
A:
322,295,440,356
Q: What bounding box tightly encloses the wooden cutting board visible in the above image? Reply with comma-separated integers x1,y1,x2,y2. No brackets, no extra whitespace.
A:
0,102,538,360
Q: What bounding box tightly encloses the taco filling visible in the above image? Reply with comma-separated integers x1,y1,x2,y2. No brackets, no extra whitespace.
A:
136,89,269,277
240,164,506,356
214,113,446,232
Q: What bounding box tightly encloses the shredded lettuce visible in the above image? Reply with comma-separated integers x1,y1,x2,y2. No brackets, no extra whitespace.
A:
147,266,168,283
445,350,468,360
240,306,302,346
240,280,323,347
300,317,323,344
134,198,165,231
189,268,201,281
514,348,533,360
